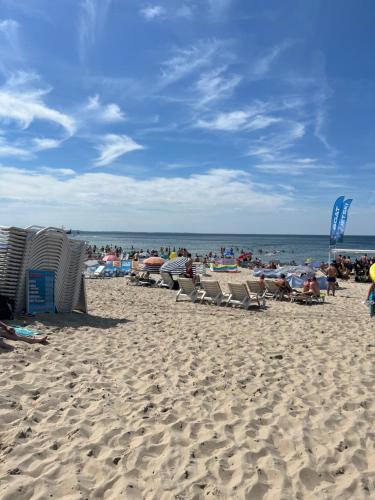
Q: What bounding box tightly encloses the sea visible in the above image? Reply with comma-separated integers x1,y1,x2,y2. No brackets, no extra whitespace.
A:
74,232,375,264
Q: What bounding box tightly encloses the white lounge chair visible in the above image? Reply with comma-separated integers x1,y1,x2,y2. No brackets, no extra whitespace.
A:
228,283,260,309
264,280,285,300
246,281,266,308
200,280,231,306
159,271,176,289
93,265,106,278
176,278,204,302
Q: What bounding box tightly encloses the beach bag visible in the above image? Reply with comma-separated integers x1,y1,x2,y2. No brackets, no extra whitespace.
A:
0,294,14,320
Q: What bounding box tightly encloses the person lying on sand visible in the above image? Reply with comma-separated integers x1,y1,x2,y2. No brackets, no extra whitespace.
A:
0,320,48,346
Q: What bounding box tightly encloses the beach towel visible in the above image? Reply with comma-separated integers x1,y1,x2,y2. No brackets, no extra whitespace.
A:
12,326,41,337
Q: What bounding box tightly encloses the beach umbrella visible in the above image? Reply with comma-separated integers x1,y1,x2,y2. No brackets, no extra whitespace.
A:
103,254,119,262
160,256,188,275
143,256,165,274
144,256,165,266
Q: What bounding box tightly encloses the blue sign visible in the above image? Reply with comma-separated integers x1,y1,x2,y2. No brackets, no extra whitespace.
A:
27,269,55,314
121,260,132,272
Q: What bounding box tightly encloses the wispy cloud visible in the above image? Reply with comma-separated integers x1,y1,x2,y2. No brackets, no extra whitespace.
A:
248,121,305,161
195,66,241,106
0,73,76,159
78,0,112,61
39,167,76,176
0,18,22,71
94,134,144,166
159,39,225,87
33,138,61,151
84,94,125,123
254,160,333,176
140,3,193,21
140,5,166,21
0,87,76,136
196,108,280,131
0,136,31,159
252,41,292,78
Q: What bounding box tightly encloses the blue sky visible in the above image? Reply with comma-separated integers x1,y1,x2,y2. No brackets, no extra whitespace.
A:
0,0,374,234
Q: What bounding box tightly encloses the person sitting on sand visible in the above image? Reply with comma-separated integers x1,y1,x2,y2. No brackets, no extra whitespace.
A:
0,320,48,349
327,262,338,296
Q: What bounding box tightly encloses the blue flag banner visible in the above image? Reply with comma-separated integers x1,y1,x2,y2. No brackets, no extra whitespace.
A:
336,198,352,243
329,196,345,246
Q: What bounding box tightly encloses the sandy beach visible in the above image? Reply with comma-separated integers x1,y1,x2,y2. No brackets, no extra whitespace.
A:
0,270,374,499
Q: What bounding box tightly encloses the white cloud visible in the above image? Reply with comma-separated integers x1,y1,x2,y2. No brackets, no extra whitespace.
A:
195,66,242,106
0,87,76,136
197,109,280,132
32,138,61,151
39,167,76,176
252,41,292,78
140,5,166,20
160,39,224,87
78,0,112,61
140,4,193,21
0,166,291,230
0,136,31,159
248,121,305,161
0,19,22,71
254,161,333,176
94,134,144,166
84,94,125,122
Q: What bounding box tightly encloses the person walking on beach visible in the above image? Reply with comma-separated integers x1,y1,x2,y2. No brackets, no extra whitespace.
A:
327,262,338,296
366,282,375,317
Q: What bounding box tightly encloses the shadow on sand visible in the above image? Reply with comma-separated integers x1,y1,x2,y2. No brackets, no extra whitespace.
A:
15,312,132,330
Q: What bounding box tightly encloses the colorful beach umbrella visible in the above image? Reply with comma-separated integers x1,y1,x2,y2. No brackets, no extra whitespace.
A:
103,254,119,262
144,256,165,265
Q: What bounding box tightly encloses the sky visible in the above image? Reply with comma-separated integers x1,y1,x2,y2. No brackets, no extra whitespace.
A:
0,0,374,234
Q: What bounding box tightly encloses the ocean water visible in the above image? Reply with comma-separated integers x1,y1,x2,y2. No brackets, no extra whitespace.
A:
74,232,375,264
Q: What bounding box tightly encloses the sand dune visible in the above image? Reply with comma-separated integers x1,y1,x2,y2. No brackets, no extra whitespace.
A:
0,270,374,499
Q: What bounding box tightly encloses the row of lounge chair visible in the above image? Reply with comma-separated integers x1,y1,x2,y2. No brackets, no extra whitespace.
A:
127,271,324,308
176,278,265,309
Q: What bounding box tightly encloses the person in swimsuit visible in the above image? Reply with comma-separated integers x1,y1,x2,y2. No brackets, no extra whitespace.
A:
0,320,48,350
327,263,337,296
367,282,375,317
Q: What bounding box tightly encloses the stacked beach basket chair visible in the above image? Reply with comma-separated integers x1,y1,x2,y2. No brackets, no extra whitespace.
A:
0,225,86,314
0,226,28,305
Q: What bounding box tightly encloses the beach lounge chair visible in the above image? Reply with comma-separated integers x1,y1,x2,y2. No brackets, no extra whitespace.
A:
246,281,267,308
228,283,260,310
176,278,204,303
200,280,231,306
159,272,176,289
93,265,106,278
291,289,326,305
265,280,288,300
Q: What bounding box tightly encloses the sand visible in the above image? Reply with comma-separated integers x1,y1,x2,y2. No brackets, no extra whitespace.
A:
0,270,374,499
